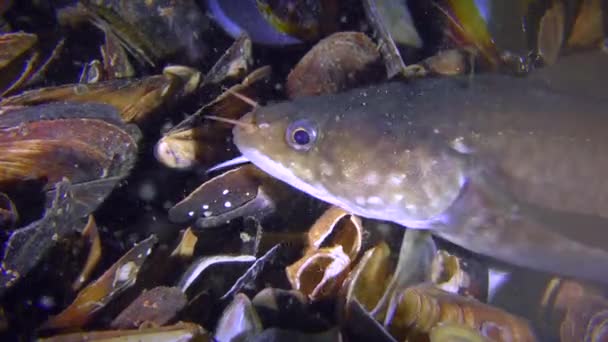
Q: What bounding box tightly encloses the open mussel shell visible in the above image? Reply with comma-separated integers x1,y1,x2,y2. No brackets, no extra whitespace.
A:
0,102,139,192
286,206,364,301
155,66,270,170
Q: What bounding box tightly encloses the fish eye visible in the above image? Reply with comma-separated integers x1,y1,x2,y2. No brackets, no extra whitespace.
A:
285,119,317,151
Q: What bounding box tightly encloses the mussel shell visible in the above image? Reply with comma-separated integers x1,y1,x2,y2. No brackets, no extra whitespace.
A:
84,0,209,64
0,32,38,96
206,0,303,46
256,0,339,41
0,102,139,191
286,31,384,98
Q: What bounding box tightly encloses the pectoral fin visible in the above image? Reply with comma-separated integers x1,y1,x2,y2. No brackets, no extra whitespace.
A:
436,174,608,285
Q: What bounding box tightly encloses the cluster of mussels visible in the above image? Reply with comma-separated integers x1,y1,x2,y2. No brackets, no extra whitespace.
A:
0,0,607,341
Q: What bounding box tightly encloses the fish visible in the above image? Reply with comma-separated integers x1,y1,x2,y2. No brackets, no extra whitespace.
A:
231,51,608,285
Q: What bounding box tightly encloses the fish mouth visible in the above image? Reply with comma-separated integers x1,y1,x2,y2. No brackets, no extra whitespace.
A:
233,141,341,208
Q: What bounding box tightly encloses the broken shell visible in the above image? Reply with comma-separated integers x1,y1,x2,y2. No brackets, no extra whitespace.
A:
286,245,352,301
170,227,199,259
78,60,105,84
203,33,253,86
306,205,363,260
110,286,187,329
286,205,366,301
287,31,384,98
422,49,468,76
431,249,489,301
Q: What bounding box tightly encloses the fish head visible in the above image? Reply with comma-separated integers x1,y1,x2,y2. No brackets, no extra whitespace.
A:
233,88,466,227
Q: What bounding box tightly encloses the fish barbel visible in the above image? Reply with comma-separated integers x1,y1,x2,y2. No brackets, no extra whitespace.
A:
232,52,608,284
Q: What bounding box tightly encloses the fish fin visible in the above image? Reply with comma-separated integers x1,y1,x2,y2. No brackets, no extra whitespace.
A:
437,174,608,285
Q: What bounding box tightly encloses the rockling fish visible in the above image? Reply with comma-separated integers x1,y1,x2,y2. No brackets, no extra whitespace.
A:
231,52,608,285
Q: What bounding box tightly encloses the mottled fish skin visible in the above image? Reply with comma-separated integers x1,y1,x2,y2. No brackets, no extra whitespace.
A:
232,52,608,284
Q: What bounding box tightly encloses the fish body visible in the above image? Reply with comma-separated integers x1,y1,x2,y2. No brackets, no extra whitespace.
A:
232,52,608,284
